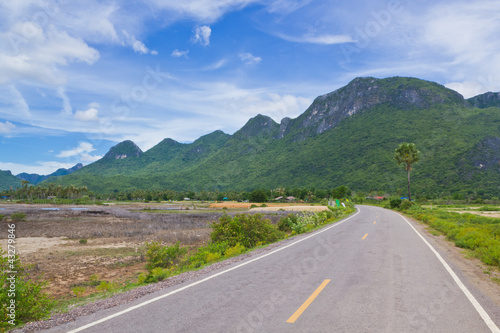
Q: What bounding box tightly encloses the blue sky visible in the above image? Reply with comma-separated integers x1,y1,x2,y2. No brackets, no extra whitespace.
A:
1,0,500,175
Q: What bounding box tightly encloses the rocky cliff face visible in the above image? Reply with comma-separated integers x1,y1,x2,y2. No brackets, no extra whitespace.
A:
467,92,500,108
280,77,467,141
103,140,143,159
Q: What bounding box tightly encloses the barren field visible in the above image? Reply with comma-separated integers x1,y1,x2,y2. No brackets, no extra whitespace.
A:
0,202,293,300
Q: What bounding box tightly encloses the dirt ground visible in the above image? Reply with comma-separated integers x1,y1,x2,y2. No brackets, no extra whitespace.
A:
0,203,219,299
0,202,291,300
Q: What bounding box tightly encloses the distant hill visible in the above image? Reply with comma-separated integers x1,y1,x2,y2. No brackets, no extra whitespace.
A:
0,170,22,191
16,163,83,185
45,77,500,197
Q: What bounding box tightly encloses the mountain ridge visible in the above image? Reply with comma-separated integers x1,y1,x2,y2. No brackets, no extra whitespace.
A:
17,163,83,185
3,76,499,196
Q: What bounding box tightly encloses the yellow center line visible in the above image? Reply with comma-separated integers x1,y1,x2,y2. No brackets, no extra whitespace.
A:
286,279,331,324
362,233,368,240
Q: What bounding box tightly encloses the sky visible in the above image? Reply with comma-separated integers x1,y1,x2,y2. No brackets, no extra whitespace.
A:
1,0,500,175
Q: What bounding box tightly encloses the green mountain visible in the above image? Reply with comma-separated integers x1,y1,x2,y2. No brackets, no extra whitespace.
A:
17,163,83,185
45,77,500,197
0,170,21,191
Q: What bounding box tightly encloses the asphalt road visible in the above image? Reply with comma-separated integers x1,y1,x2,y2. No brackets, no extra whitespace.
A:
44,205,500,332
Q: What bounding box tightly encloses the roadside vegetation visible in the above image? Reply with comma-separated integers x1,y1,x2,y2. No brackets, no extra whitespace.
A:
138,204,354,284
387,199,500,273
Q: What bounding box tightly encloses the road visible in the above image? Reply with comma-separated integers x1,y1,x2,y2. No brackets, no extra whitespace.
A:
44,205,500,332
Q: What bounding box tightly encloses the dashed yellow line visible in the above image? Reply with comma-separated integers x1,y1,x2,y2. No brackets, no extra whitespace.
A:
286,279,331,324
362,233,368,240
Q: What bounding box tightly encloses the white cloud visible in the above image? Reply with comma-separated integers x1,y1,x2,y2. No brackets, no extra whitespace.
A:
122,30,157,54
57,87,72,115
0,24,100,86
201,59,226,71
74,107,99,121
275,32,355,45
0,85,32,122
0,121,15,135
413,1,500,96
192,26,211,46
239,52,262,65
143,0,257,23
80,152,102,162
57,142,96,158
171,49,189,58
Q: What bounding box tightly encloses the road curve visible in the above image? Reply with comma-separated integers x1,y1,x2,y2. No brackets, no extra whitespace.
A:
43,205,500,332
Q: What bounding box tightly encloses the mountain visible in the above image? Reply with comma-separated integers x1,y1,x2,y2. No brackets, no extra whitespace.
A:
16,163,83,185
467,92,500,109
45,77,500,197
0,170,22,191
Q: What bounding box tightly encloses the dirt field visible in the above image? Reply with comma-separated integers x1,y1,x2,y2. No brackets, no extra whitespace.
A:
0,203,292,300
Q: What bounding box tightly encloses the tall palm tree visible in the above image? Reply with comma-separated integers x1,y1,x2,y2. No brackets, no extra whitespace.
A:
394,143,420,201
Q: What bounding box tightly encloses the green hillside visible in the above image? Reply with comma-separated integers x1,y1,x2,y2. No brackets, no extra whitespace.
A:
46,77,500,197
0,170,21,191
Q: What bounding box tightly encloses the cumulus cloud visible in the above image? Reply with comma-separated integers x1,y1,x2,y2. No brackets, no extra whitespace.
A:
74,107,99,121
0,24,100,86
239,52,262,65
0,121,15,135
192,26,211,46
171,49,189,58
57,141,96,158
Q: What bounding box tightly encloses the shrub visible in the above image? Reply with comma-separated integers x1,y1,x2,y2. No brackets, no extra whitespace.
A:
250,204,258,209
399,200,417,211
210,213,284,248
0,214,4,221
390,198,402,209
144,241,187,272
72,286,86,297
79,239,87,245
10,212,26,222
225,243,246,257
96,281,114,292
0,247,55,329
278,214,298,232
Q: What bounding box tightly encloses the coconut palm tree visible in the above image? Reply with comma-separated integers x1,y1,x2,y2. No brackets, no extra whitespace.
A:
394,143,421,202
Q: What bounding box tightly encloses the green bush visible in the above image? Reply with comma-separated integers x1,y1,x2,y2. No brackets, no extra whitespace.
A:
10,212,26,222
144,241,187,272
0,214,5,221
0,247,55,329
225,243,246,257
278,214,298,232
95,281,114,292
79,239,87,245
399,200,417,211
390,198,402,209
210,213,284,248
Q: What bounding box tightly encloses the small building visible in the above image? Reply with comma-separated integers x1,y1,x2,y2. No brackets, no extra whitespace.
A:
183,198,191,201
274,196,284,201
286,196,296,201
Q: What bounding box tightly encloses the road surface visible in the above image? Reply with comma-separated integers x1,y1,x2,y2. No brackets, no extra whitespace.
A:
44,205,500,332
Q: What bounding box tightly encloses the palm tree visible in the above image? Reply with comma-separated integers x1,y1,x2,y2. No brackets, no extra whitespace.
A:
394,143,420,201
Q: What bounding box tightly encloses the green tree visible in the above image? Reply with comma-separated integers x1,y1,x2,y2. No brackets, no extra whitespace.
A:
394,143,420,201
249,189,268,203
